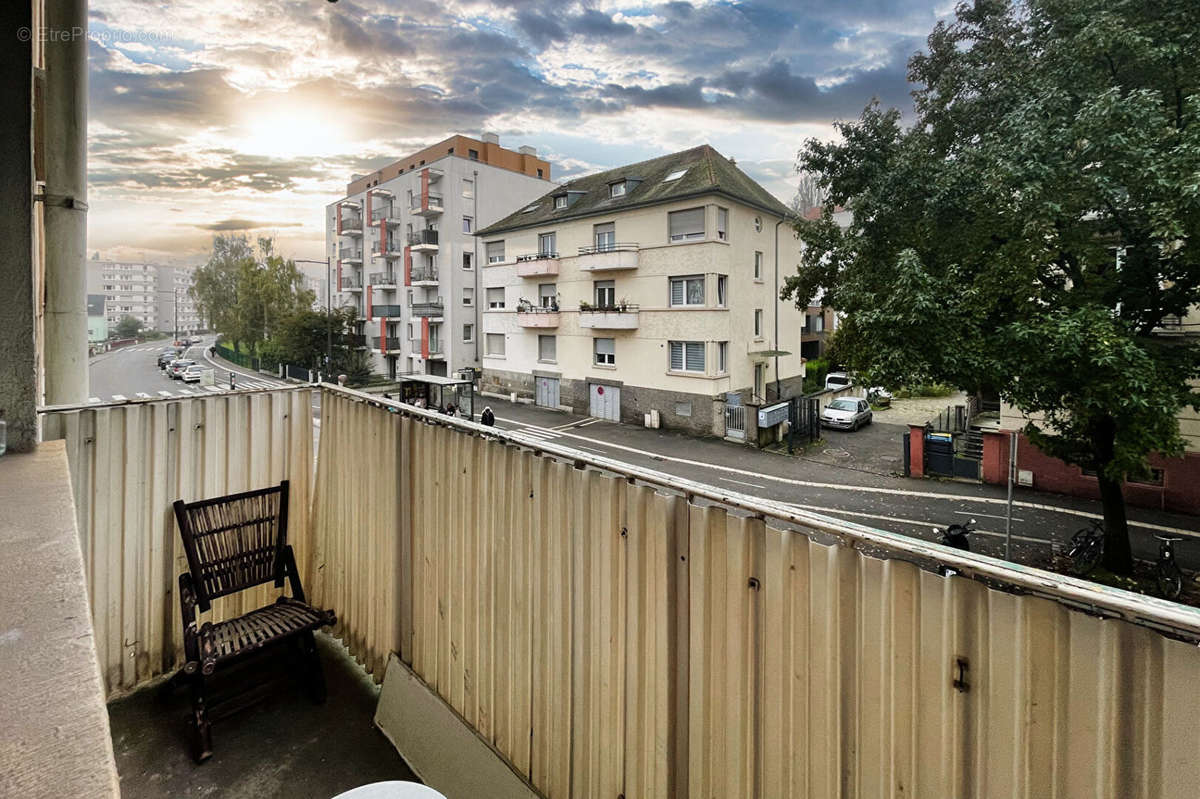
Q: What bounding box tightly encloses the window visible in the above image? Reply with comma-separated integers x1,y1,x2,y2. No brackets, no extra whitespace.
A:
407,290,413,306
487,287,505,309
537,168,544,178
664,168,687,182
462,178,474,198
594,222,615,251
521,203,539,214
754,216,762,232
462,216,473,233
754,251,763,280
610,181,626,198
463,324,473,342
463,288,474,307
717,341,728,373
554,195,567,209
538,232,557,256
407,323,413,339
754,364,765,397
716,275,728,307
811,313,824,332
468,148,479,161
670,275,705,307
754,309,763,338
594,337,615,366
463,252,473,270
485,333,505,356
675,402,692,417
538,334,556,362
669,341,705,373
669,208,705,241
594,280,615,308
539,283,557,308
486,241,505,264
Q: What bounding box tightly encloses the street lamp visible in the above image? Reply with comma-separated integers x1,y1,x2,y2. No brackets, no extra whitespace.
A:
293,257,333,375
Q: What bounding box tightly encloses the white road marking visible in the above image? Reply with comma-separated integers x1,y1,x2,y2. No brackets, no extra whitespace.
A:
204,385,223,392
111,394,126,401
791,504,1052,545
522,424,1200,538
178,389,194,395
956,510,1024,523
135,392,151,398
158,390,172,397
569,444,605,453
719,476,767,489
88,397,101,403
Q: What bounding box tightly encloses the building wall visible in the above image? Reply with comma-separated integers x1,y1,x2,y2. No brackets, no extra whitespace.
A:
345,134,550,196
327,141,551,379
478,193,806,432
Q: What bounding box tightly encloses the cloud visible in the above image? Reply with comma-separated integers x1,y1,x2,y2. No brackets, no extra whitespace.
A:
195,218,304,231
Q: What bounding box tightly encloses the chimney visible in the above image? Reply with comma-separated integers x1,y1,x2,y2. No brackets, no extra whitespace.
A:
518,145,537,156
481,132,500,145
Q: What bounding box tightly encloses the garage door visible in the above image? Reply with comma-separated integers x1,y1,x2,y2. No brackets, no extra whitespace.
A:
535,376,560,409
589,383,620,422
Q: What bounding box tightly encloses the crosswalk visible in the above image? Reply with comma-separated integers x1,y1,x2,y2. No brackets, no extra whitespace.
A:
504,417,604,442
87,377,287,404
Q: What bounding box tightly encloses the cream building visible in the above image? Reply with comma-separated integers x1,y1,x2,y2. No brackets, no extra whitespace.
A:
476,145,806,436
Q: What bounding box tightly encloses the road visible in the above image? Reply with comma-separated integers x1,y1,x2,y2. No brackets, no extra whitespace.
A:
481,400,1200,571
87,335,287,401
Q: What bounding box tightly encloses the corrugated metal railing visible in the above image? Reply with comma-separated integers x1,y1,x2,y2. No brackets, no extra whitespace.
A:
311,385,1200,799
39,387,315,695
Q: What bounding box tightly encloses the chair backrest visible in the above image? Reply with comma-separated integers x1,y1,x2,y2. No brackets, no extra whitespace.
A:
173,481,290,612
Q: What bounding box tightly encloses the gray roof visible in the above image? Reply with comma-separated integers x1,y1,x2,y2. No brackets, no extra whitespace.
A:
476,144,792,237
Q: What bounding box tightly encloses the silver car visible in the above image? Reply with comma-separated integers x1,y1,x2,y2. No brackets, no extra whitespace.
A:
821,397,873,431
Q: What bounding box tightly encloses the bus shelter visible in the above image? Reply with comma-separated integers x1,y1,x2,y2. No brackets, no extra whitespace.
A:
394,373,475,419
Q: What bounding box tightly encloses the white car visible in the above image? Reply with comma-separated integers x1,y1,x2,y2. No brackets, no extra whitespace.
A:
821,397,873,431
181,364,206,383
825,371,852,390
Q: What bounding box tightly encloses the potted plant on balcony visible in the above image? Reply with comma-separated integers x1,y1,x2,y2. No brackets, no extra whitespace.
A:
580,300,593,312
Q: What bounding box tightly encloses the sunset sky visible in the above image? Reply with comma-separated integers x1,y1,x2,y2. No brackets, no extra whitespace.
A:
86,0,952,267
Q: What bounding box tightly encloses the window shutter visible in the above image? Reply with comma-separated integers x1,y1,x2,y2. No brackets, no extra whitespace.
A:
685,342,705,372
669,341,683,370
670,279,684,306
669,208,705,240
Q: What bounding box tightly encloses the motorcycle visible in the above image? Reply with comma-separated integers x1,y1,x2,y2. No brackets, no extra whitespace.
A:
933,518,976,552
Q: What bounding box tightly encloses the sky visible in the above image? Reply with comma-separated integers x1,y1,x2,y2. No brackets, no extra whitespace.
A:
86,0,954,268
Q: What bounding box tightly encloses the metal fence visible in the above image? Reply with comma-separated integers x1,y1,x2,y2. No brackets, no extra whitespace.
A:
310,385,1200,799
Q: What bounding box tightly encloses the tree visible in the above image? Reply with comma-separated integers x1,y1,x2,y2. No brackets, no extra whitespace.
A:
114,314,141,339
267,306,359,370
784,0,1200,574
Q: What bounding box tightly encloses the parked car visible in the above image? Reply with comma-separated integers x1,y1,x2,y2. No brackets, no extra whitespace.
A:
181,364,206,383
867,386,893,407
169,359,195,379
821,397,873,431
158,348,183,369
825,371,852,390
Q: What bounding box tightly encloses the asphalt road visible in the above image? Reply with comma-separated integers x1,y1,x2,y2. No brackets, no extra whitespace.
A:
484,400,1200,571
88,335,287,401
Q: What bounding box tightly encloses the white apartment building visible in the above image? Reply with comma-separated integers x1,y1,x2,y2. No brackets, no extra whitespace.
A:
155,265,202,337
476,145,807,436
86,260,202,337
325,134,552,379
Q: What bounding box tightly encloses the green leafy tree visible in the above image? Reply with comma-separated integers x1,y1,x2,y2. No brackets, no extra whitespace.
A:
114,314,141,339
785,0,1200,574
269,306,360,370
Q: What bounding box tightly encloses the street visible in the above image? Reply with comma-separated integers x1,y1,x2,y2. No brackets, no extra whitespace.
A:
87,335,287,401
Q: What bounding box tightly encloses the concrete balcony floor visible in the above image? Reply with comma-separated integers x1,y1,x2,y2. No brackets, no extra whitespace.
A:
108,634,417,799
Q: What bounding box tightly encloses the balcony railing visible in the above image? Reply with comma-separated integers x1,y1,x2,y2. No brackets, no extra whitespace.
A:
339,214,363,232
409,266,439,284
412,338,444,356
369,205,397,223
371,336,402,350
370,271,398,286
339,248,362,261
410,194,444,215
515,252,560,277
337,333,367,348
372,304,404,317
515,303,561,328
576,242,639,270
407,229,439,248
411,301,444,317
339,275,362,290
29,387,1200,799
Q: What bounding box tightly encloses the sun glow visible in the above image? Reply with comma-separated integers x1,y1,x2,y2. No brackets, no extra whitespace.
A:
232,106,348,158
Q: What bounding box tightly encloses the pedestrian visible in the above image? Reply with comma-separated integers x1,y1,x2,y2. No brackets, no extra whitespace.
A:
481,406,495,427
444,404,457,417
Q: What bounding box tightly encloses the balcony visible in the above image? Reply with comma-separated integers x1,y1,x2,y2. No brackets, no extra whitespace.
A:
369,204,400,225
576,242,638,271
407,228,439,252
412,338,444,358
371,336,402,351
372,304,404,317
412,301,444,318
339,247,362,264
410,194,444,217
370,271,397,289
578,302,640,329
410,266,439,286
339,214,363,235
516,303,561,328
337,332,367,349
515,252,560,277
18,388,1200,799
339,275,362,292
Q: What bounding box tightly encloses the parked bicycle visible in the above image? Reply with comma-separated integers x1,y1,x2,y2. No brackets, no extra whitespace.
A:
1067,519,1104,576
1155,535,1184,600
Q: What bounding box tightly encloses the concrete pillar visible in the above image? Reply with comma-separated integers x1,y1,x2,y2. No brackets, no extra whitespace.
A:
0,2,38,451
42,0,89,405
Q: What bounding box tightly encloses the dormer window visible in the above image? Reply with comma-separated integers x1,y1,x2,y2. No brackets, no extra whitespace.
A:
554,195,568,209
610,181,627,198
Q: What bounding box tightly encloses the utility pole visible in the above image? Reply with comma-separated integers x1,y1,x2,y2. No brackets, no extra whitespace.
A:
1005,431,1018,560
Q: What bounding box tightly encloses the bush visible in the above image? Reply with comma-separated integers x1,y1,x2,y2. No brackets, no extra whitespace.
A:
803,357,832,394
893,383,957,399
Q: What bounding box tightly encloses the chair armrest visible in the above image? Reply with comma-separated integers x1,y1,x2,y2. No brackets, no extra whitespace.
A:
178,573,201,674
280,545,308,605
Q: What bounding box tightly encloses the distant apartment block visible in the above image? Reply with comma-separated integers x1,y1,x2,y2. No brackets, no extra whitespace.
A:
325,133,552,379
475,145,807,436
86,259,202,337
